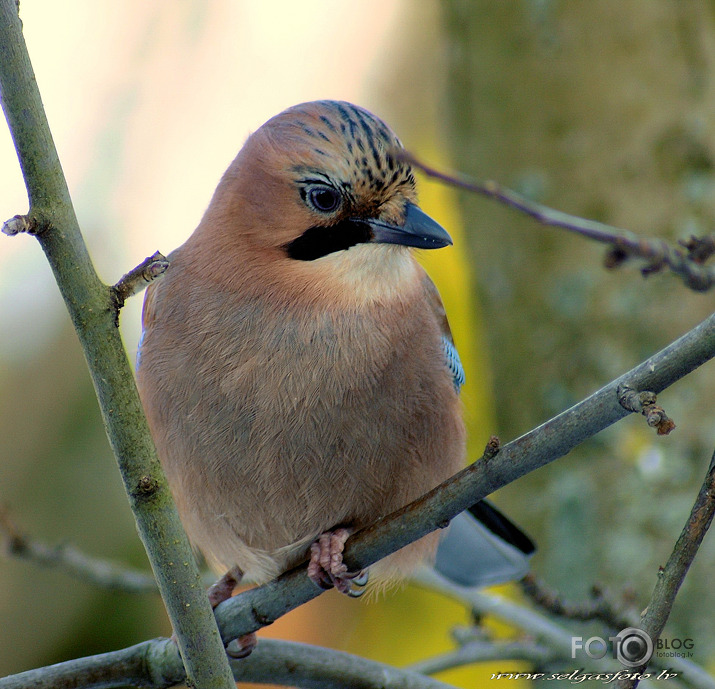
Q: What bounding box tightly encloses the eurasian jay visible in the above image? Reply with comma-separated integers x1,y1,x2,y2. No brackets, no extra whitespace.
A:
135,101,533,645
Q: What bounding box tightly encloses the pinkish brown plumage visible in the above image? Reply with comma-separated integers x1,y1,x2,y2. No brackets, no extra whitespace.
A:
137,101,462,592
136,103,532,627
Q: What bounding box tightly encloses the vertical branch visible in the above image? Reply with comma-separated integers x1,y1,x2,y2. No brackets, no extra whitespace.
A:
0,3,234,688
617,452,715,689
642,453,715,638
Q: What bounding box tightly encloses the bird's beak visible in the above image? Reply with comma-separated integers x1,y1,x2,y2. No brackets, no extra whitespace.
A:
366,202,453,249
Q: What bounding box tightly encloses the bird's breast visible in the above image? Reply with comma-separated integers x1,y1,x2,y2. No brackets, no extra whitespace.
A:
138,269,464,568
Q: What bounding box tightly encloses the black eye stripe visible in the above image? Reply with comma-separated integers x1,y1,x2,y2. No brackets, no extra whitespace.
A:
284,220,373,261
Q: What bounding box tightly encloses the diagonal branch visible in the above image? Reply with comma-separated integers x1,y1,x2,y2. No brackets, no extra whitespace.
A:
520,573,638,631
0,505,160,594
399,150,715,292
0,3,234,687
519,573,715,689
415,569,715,689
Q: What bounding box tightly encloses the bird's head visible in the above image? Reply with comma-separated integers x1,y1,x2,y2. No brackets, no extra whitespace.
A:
198,101,451,301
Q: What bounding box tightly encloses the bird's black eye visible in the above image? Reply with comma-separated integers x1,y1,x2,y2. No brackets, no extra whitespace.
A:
306,185,341,213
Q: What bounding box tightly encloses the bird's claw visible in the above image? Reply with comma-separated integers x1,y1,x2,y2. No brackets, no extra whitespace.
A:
308,528,369,597
345,569,369,597
226,632,258,659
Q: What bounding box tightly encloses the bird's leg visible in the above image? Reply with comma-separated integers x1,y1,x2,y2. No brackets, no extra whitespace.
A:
207,567,241,607
207,566,257,659
308,527,368,597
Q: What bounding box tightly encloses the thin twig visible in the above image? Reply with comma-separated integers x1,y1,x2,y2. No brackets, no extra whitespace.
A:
413,567,609,668
416,569,714,689
111,251,169,313
521,573,638,631
0,505,159,593
407,640,556,676
398,150,715,292
616,451,715,689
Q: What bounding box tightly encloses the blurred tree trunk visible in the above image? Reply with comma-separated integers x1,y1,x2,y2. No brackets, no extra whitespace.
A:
440,0,715,656
442,0,715,435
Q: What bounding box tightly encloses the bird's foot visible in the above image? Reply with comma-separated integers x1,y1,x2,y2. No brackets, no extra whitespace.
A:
308,528,368,597
207,566,257,659
207,567,242,608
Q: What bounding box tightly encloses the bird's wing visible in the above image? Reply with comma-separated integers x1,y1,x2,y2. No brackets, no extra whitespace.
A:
422,272,535,587
421,272,465,391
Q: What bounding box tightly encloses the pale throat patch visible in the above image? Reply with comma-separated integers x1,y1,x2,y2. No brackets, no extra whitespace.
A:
317,243,420,304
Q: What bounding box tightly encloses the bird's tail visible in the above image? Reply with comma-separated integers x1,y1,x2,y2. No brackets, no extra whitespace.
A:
433,500,535,588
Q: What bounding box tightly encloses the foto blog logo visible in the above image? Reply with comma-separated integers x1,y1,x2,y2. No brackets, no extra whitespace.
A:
571,628,654,668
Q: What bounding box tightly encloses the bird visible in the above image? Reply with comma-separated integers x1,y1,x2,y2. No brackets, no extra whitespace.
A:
135,100,533,653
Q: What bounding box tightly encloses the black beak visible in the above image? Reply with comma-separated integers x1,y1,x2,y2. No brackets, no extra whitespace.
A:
366,202,452,249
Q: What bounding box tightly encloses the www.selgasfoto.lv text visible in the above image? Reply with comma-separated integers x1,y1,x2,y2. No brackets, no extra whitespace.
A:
490,669,678,683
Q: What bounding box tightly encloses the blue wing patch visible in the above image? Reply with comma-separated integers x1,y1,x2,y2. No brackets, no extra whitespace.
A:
441,336,465,392
135,329,145,371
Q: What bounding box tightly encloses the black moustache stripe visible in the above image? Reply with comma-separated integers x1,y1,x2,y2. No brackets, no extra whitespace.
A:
284,220,373,261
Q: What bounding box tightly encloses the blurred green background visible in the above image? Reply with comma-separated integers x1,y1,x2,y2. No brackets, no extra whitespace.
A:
2,1,715,686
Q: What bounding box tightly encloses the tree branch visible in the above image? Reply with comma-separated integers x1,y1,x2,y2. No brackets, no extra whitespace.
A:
0,641,180,689
407,640,556,676
617,451,715,689
0,504,160,593
415,570,588,664
413,568,623,674
0,3,234,687
0,638,459,689
520,573,638,631
230,639,458,689
398,150,715,292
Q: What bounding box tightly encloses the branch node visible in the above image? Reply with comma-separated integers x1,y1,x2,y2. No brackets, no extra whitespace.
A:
483,179,499,194
2,213,39,235
483,435,501,460
679,234,715,264
251,606,274,628
135,475,160,497
617,385,676,436
604,246,629,269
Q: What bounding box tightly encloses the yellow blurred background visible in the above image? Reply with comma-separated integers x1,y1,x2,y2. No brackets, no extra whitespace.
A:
2,1,715,686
